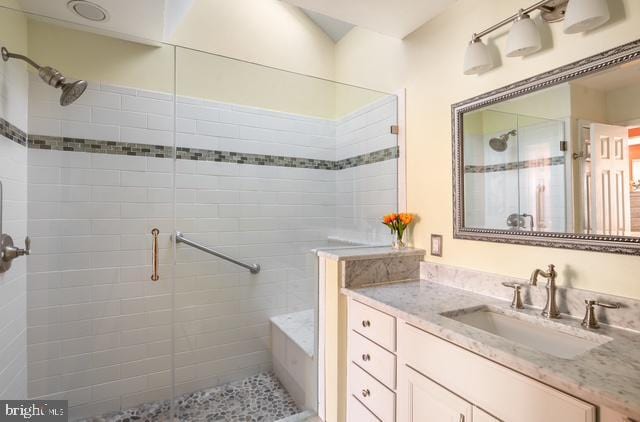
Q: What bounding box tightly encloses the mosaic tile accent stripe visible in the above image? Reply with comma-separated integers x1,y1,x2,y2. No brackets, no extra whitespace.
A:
175,146,335,169
335,146,399,170
28,134,399,170
465,156,565,174
29,135,173,157
0,117,27,146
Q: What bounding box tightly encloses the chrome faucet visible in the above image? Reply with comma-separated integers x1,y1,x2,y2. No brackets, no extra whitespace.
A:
529,264,560,319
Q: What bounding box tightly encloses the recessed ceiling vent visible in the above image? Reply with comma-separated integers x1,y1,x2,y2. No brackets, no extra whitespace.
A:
67,0,109,22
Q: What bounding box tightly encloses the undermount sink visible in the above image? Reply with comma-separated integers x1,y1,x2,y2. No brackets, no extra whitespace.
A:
442,306,612,359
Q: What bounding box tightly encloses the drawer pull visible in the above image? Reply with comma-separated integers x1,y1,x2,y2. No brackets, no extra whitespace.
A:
361,320,371,328
361,388,371,398
362,353,371,362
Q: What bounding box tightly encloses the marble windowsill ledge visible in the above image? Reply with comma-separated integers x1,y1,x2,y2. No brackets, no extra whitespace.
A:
342,279,640,419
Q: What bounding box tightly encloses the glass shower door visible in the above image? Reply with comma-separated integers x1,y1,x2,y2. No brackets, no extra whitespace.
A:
24,21,177,419
172,45,399,421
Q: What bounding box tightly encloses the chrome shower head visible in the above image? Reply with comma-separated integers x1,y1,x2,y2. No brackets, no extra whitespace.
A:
2,46,87,106
60,80,88,107
489,129,517,152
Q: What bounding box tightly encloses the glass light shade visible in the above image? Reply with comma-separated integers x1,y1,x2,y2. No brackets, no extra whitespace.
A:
505,14,541,57
463,39,493,75
564,0,610,34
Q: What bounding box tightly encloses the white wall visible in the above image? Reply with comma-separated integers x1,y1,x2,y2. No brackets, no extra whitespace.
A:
334,95,399,244
0,4,29,400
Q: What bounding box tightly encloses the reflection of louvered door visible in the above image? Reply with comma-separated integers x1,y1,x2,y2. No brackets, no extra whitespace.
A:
590,123,631,235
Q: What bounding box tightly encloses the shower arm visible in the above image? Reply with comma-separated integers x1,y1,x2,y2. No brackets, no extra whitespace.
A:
2,46,71,91
1,47,42,71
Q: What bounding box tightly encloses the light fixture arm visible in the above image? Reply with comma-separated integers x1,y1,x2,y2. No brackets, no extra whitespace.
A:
472,0,567,40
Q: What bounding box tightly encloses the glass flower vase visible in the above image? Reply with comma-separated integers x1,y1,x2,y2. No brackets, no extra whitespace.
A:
392,232,406,249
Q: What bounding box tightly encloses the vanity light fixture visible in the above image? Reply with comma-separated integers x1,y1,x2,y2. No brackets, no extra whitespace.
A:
563,0,610,34
463,0,611,75
463,36,493,75
505,10,541,57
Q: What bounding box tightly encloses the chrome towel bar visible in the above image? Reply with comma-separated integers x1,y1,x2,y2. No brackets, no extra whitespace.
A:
174,231,260,274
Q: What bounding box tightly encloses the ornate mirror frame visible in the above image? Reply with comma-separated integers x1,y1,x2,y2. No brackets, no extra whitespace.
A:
452,39,640,255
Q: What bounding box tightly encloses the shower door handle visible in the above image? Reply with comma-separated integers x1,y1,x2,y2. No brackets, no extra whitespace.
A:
151,228,159,281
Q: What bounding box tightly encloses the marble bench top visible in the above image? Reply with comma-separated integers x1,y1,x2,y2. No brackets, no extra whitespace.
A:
315,246,425,261
342,280,640,419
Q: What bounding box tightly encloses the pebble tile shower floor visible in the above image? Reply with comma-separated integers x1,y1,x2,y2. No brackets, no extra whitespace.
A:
77,372,300,422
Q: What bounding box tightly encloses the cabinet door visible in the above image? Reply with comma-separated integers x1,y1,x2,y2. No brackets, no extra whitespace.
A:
600,407,636,422
398,365,472,422
473,407,500,422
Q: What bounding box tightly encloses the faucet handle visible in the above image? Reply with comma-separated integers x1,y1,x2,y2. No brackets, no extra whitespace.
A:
582,299,620,329
22,236,30,256
502,282,524,309
16,236,30,257
592,300,619,309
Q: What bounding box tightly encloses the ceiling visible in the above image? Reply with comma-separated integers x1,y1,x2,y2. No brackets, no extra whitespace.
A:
301,8,354,42
15,0,193,45
282,0,458,39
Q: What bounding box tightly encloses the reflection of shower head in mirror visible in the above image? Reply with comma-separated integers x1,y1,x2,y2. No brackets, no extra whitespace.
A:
489,129,517,152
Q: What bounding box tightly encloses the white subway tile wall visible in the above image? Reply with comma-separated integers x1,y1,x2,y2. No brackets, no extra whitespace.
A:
334,96,399,244
0,58,28,399
26,76,398,418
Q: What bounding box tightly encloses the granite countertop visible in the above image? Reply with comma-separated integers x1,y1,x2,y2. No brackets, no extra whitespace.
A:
343,280,640,419
315,246,425,261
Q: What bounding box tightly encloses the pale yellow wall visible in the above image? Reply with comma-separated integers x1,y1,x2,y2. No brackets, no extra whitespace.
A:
0,3,27,55
606,82,640,124
24,6,386,119
27,20,175,93
335,27,406,94
171,0,335,81
400,0,640,299
176,46,337,118
570,84,607,123
318,0,640,297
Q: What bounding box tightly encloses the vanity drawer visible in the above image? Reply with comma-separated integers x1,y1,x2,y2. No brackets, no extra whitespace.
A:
398,322,596,422
350,299,396,352
349,363,395,422
348,394,381,422
350,330,396,389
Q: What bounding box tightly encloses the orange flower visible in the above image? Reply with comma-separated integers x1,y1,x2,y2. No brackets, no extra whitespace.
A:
383,213,398,224
399,213,414,226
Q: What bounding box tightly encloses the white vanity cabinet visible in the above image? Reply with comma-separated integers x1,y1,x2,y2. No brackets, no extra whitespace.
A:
347,299,397,422
398,365,473,422
397,367,500,422
345,298,607,422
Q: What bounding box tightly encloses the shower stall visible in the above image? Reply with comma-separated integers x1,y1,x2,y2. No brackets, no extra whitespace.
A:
463,109,568,232
0,6,399,421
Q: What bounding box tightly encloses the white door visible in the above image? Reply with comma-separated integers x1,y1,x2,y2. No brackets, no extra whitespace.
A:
590,123,631,235
398,366,472,422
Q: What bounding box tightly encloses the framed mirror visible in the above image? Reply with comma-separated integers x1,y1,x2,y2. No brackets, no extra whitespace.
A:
453,39,640,255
